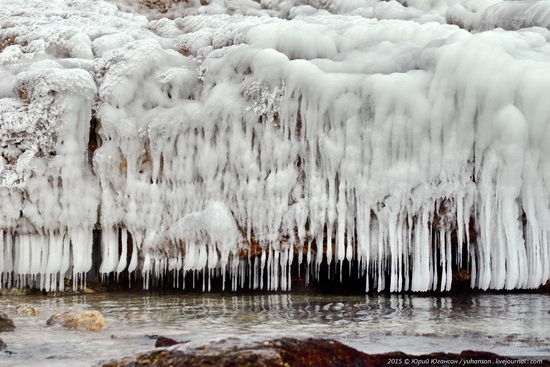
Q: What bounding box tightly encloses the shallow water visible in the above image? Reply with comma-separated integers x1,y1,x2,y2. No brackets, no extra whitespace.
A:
0,292,549,366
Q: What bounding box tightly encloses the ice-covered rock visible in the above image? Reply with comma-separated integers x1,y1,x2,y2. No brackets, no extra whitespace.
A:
447,0,550,31
0,0,550,293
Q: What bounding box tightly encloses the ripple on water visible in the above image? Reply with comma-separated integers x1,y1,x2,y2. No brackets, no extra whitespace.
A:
0,292,549,367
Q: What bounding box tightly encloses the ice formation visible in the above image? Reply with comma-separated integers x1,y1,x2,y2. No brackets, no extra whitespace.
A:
1,0,550,292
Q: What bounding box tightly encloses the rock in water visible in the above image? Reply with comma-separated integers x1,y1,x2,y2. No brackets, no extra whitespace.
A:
155,336,179,348
103,338,376,367
0,338,5,350
0,312,15,332
46,309,105,331
102,338,550,367
16,304,40,316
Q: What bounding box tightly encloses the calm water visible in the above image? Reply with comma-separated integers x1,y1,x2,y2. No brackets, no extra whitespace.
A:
0,292,549,366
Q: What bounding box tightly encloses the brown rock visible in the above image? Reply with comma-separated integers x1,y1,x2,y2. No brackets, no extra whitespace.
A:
81,287,95,294
0,312,15,332
103,338,382,367
155,336,179,348
101,338,550,367
46,309,105,331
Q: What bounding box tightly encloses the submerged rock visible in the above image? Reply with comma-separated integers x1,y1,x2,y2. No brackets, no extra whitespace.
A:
102,338,550,367
15,304,39,316
46,309,105,331
0,312,15,332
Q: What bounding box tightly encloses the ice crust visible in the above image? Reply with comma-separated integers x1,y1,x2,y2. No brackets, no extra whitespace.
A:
1,0,550,292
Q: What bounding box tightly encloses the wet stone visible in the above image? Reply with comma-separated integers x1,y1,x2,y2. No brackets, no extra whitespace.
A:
101,338,550,367
16,304,39,316
46,309,105,331
0,312,15,332
155,336,179,348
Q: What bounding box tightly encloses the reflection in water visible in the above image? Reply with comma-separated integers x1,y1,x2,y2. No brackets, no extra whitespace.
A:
0,293,549,366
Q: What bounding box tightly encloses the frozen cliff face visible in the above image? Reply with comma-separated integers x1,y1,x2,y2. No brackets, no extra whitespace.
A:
0,0,550,292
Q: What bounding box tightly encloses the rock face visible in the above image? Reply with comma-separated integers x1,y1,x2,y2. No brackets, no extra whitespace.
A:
15,304,39,316
0,312,15,332
102,338,550,367
46,309,105,331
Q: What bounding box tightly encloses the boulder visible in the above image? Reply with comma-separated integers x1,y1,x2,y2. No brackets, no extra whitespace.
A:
46,309,105,331
102,338,385,367
0,338,5,350
15,304,39,316
0,312,15,332
101,338,550,367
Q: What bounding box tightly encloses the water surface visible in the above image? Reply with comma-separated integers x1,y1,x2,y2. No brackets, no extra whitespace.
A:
0,292,549,366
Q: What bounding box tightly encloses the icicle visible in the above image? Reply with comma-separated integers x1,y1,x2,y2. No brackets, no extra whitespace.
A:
315,232,323,282
196,242,207,270
336,182,346,264
287,246,293,291
395,217,404,292
142,254,152,290
38,235,49,291
99,226,119,274
128,232,140,274
439,228,446,292
411,211,430,291
260,248,266,290
280,246,288,291
45,231,63,291
3,234,13,288
326,223,333,270
456,195,465,268
116,229,128,275
59,232,71,290
15,236,30,278
389,213,399,292
71,227,92,275
346,225,353,276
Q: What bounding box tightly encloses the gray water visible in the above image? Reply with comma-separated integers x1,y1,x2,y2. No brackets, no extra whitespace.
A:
0,292,549,366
